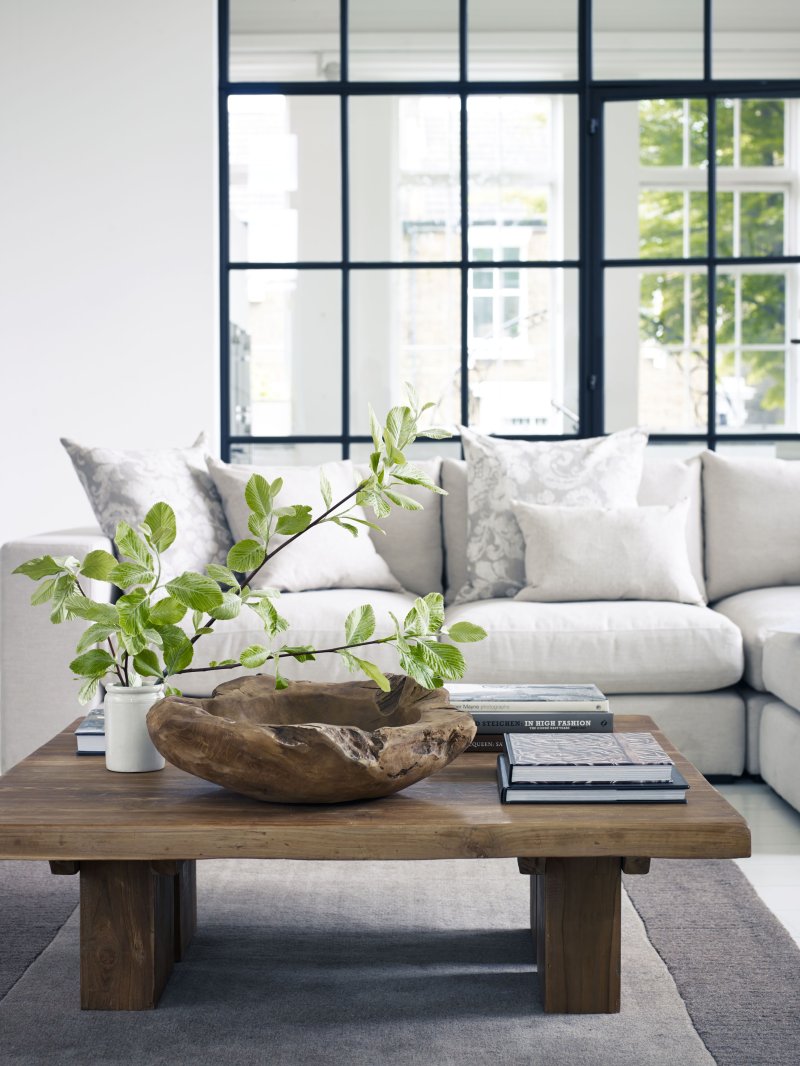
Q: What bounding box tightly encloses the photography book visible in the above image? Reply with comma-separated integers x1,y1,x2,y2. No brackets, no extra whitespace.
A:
503,731,674,784
75,706,105,755
446,683,609,714
496,756,688,803
470,711,611,735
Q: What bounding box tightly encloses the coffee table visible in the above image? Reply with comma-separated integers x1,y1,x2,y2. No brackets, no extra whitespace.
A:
0,714,750,1014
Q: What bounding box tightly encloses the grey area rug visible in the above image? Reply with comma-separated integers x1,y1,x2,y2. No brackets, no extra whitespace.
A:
0,856,793,1066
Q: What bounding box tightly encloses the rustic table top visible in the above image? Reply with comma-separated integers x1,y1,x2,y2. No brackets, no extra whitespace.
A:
0,715,750,862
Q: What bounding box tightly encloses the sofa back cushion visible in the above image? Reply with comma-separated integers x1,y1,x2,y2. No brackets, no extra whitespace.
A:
703,450,800,602
355,458,443,596
442,450,705,600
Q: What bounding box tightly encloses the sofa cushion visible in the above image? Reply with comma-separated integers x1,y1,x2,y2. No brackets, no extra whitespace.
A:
759,700,800,814
443,599,743,693
763,631,800,712
703,450,800,602
712,587,800,690
177,588,418,696
355,458,443,596
442,458,468,604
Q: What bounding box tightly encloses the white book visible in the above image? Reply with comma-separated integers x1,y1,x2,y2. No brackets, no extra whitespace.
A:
445,683,609,713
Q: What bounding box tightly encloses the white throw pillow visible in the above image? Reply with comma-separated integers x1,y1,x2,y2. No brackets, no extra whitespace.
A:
455,426,649,603
61,434,233,581
703,450,800,602
206,457,402,593
512,498,704,605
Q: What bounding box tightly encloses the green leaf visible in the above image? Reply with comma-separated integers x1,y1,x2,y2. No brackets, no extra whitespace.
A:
166,572,224,612
279,645,316,663
227,539,265,573
274,505,313,537
270,477,284,497
30,577,58,606
149,596,187,625
143,502,177,553
13,555,64,580
209,591,241,621
114,521,152,567
416,640,466,681
337,649,360,673
398,646,438,689
405,381,420,411
247,586,281,599
64,595,118,626
383,488,423,511
392,464,446,495
49,574,78,624
446,620,487,643
385,405,416,450
80,550,118,581
417,426,452,440
206,563,239,588
368,404,382,452
116,589,150,634
143,627,163,647
164,685,182,697
404,597,430,637
247,597,289,637
75,622,117,655
345,604,376,645
329,516,359,538
356,489,391,519
352,657,391,692
421,592,445,632
158,625,194,675
369,450,381,474
77,677,101,706
245,473,273,517
133,649,163,678
192,609,203,631
69,648,116,679
108,562,155,589
240,644,269,669
319,468,332,510
248,513,271,541
119,629,148,656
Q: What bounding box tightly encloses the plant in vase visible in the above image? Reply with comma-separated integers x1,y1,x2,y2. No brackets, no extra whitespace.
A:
14,390,486,774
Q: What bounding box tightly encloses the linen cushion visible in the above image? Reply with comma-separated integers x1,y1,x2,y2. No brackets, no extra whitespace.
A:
442,458,469,604
442,599,743,693
455,426,649,603
355,458,443,596
763,632,800,713
207,457,401,593
61,434,232,581
712,586,800,690
703,450,800,602
512,498,704,605
759,700,800,815
177,588,417,696
638,451,705,600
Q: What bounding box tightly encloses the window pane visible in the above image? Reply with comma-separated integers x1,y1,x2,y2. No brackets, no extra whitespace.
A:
714,2,800,79
349,97,460,262
605,268,708,433
715,193,734,258
594,0,704,80
229,0,339,82
740,101,784,167
717,351,786,431
740,193,784,258
469,0,578,81
639,190,685,259
350,269,461,434
348,0,459,81
741,275,786,345
349,440,463,464
229,270,341,437
468,269,579,435
468,95,578,260
473,270,493,289
715,100,735,166
229,444,343,465
229,97,341,262
639,100,684,167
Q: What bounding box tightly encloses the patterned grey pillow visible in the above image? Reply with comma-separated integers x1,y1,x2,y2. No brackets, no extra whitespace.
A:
455,426,649,603
62,434,233,581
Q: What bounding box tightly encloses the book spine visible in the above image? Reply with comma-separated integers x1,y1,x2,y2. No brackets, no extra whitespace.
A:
464,734,506,753
471,712,613,734
451,699,609,713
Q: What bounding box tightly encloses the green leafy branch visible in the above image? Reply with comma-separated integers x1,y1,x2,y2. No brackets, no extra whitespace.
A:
14,388,485,702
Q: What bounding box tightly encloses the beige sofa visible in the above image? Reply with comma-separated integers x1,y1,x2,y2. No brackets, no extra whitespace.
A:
2,451,799,811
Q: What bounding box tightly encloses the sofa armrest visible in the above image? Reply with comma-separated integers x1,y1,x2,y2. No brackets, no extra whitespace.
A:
1,528,113,773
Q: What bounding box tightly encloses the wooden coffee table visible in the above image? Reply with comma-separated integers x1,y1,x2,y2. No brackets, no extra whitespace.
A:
0,715,749,1014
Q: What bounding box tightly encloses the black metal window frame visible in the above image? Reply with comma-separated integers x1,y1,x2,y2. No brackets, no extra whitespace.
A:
218,0,800,461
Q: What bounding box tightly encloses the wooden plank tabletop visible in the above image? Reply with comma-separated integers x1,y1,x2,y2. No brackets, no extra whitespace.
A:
0,715,750,862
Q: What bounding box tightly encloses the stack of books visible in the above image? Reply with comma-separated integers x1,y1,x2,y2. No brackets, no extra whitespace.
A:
75,706,105,754
496,732,689,804
445,683,612,752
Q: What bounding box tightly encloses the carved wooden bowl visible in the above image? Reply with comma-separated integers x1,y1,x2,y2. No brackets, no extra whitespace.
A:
146,673,476,804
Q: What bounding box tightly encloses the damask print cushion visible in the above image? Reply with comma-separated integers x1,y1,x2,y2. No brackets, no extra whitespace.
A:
455,426,649,603
62,434,233,581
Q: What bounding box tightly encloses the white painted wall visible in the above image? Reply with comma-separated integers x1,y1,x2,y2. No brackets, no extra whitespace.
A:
0,0,218,547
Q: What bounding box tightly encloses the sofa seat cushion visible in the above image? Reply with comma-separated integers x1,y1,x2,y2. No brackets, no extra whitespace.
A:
178,589,418,697
763,632,800,712
712,587,800,690
443,599,743,693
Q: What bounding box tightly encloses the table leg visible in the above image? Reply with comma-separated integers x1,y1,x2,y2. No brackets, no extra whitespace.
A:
519,856,622,1014
78,860,184,1010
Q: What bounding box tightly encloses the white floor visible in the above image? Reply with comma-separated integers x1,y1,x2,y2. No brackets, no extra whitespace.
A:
717,778,800,946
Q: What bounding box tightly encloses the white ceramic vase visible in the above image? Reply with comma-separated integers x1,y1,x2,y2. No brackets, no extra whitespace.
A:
105,684,166,773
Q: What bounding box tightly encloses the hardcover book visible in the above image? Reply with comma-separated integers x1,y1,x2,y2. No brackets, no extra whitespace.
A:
471,711,611,734
445,683,609,713
75,706,105,755
496,756,688,803
503,731,674,784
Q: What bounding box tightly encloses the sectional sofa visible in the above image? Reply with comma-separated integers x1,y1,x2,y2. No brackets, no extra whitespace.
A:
2,450,799,815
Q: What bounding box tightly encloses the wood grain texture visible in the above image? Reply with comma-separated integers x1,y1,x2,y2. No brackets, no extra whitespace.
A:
0,716,750,862
534,858,622,1013
146,674,477,804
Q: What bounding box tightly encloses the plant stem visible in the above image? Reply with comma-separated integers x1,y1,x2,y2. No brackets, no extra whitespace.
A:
177,634,394,675
74,576,126,686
